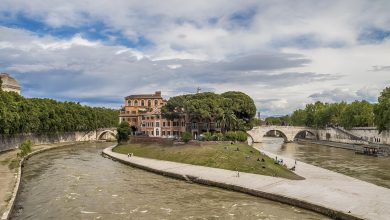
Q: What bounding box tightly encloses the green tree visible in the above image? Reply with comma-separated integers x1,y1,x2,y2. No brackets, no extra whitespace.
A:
117,121,130,143
374,87,390,133
340,100,374,129
162,91,256,132
290,109,307,126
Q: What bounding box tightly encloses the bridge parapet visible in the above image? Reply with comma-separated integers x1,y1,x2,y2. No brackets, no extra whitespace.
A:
247,126,317,143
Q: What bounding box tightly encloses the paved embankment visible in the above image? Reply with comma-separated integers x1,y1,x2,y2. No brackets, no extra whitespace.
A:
103,146,390,220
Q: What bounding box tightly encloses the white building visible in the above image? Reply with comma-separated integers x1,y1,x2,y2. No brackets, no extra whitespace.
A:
0,73,21,94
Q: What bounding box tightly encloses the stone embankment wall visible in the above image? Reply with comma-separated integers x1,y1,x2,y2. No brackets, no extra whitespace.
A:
316,127,390,145
0,131,97,153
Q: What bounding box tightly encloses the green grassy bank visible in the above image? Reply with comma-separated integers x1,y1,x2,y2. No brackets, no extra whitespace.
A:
113,143,303,180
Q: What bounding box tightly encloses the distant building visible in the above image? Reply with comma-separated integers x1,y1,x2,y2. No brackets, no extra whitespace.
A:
0,73,21,94
119,91,222,139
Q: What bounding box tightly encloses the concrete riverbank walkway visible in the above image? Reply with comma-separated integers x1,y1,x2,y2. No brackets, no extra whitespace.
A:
104,146,390,220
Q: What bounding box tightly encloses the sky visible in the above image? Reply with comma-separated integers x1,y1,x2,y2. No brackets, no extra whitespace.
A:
0,0,389,116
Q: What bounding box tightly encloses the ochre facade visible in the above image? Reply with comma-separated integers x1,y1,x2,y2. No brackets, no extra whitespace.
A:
119,91,222,139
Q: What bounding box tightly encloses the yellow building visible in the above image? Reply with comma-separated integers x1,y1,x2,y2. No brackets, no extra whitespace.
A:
0,73,21,94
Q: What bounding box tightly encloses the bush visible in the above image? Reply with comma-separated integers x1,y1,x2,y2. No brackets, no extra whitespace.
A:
224,131,237,141
117,122,130,143
235,131,248,142
212,133,224,141
17,140,32,158
181,132,192,143
202,132,212,141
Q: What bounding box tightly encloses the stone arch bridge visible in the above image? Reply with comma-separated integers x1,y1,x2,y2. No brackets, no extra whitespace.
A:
247,126,317,143
78,128,117,141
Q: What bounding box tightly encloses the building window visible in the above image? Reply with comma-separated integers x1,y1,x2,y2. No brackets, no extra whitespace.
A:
127,100,131,106
148,100,151,107
154,99,158,106
134,100,138,106
163,122,166,127
192,122,197,129
131,111,136,114
216,121,221,128
204,122,209,129
168,121,171,127
156,129,159,136
156,122,160,127
141,100,145,106
162,131,165,136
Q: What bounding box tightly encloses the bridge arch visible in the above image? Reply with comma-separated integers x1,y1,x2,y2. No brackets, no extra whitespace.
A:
97,130,117,141
293,129,317,141
264,129,289,142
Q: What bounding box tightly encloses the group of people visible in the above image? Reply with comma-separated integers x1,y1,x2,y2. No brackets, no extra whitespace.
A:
274,156,297,171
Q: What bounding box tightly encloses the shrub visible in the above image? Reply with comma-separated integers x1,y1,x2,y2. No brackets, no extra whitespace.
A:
181,132,192,143
212,133,224,141
224,131,237,141
235,131,248,142
17,140,32,158
202,132,212,141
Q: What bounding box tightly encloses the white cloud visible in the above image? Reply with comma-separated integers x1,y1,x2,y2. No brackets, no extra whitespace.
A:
0,0,390,115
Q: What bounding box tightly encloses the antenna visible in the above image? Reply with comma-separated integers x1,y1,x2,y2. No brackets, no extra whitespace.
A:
196,86,201,93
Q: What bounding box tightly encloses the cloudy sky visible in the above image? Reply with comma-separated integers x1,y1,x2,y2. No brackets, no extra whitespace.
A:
1,0,389,116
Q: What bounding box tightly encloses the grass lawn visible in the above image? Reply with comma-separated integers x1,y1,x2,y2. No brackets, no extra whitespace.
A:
113,143,303,180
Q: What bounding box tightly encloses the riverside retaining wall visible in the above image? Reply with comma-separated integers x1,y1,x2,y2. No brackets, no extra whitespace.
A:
316,127,390,145
0,131,97,153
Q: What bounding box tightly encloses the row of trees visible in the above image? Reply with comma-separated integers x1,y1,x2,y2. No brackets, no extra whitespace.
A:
0,90,119,135
162,91,257,131
265,87,390,132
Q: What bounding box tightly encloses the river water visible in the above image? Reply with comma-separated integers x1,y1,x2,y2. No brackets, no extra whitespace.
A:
12,142,328,220
255,137,390,189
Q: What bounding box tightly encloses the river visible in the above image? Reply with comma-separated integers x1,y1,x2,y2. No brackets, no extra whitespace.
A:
11,142,328,220
255,137,390,189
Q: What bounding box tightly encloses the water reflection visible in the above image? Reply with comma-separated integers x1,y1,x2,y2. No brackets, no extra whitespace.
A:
12,142,328,220
256,137,390,189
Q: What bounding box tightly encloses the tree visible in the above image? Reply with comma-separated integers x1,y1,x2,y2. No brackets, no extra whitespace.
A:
290,109,307,126
0,77,3,91
117,121,130,143
162,91,256,132
374,87,390,133
340,100,374,129
221,91,256,130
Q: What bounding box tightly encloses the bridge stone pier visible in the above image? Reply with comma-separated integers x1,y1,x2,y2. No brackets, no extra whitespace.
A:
247,126,317,143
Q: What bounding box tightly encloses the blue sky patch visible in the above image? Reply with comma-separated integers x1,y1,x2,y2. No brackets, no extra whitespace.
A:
358,27,390,43
0,12,153,49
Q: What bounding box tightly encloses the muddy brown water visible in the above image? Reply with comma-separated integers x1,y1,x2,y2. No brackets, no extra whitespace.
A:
11,142,328,220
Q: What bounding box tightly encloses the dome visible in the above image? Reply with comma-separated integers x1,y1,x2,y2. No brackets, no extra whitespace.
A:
0,73,21,94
